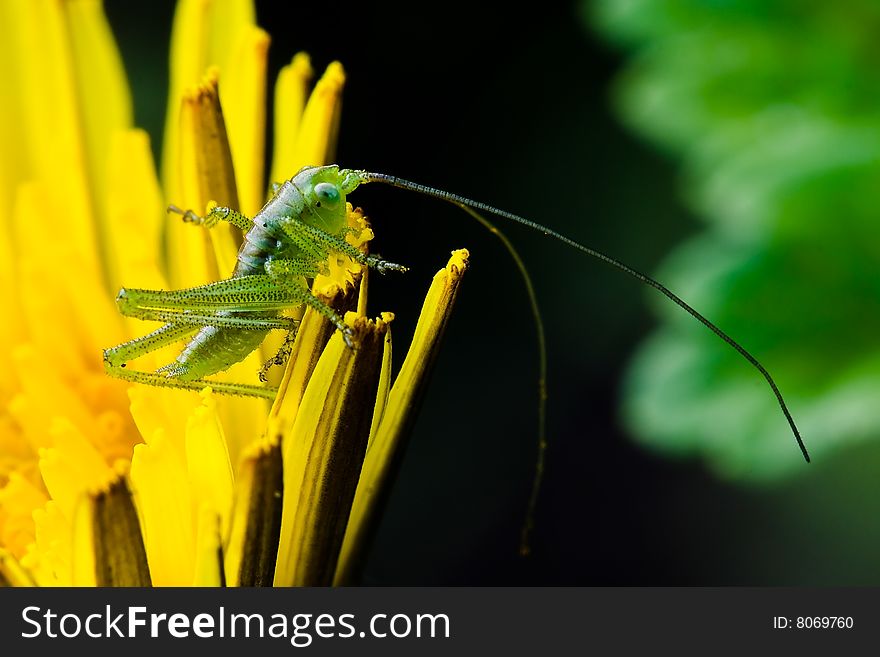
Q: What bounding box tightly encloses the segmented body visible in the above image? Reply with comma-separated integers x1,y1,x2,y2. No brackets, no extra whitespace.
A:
159,172,350,380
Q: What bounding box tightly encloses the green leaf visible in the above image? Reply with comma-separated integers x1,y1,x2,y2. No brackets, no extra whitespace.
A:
590,0,880,479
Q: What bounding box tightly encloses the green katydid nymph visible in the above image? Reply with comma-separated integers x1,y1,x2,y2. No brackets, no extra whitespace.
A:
102,164,810,463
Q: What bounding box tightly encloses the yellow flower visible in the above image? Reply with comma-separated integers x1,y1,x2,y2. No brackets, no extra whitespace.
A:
0,0,468,587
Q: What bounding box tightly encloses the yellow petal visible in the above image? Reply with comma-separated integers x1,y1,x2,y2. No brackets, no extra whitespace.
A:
214,392,269,474
185,390,234,537
128,385,199,459
162,0,214,204
0,473,46,559
9,0,102,280
38,419,117,521
206,0,256,70
220,26,270,216
162,0,256,280
192,506,224,586
274,313,391,586
223,436,282,586
367,319,394,450
270,53,314,186
0,416,34,488
0,193,24,383
91,476,152,586
70,489,97,586
64,0,133,276
25,501,72,586
13,187,119,361
103,129,167,297
64,0,133,173
129,430,195,585
0,547,36,587
267,304,337,439
0,2,25,217
290,62,345,171
174,70,240,286
335,250,469,584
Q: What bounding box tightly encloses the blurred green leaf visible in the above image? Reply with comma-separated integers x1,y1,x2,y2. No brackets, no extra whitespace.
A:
589,0,880,478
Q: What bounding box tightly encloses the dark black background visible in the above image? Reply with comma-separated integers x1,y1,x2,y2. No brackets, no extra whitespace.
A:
103,0,771,585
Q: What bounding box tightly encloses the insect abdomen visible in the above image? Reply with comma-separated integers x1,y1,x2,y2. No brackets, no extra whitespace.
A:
162,325,271,380
234,180,309,277
235,222,279,277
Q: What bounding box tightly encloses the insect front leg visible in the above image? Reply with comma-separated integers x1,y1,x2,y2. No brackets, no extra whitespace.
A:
264,257,355,347
279,220,409,275
167,204,253,231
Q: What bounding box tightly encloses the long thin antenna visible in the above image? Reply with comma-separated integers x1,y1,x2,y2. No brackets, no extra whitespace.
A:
359,171,810,464
456,204,548,556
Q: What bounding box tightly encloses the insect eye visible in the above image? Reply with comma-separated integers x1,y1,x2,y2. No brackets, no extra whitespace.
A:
314,182,341,206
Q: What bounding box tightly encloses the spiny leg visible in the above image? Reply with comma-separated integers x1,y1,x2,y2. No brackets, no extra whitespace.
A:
264,258,354,345
103,323,275,398
118,307,296,331
106,278,302,395
276,218,329,262
167,204,253,231
108,365,277,399
109,269,356,398
118,273,350,342
279,219,408,274
116,276,312,314
258,329,297,383
103,322,195,371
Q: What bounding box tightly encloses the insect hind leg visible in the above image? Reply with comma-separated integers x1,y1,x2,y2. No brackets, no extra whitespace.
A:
108,365,277,399
103,322,278,399
103,322,195,371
